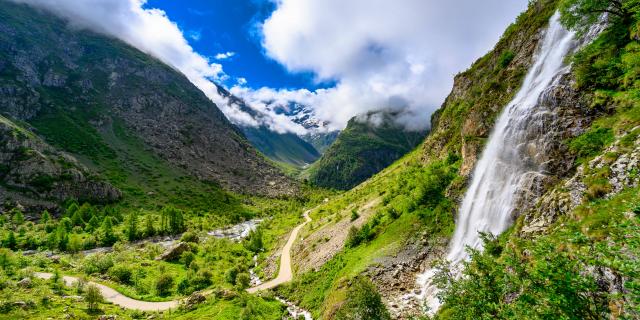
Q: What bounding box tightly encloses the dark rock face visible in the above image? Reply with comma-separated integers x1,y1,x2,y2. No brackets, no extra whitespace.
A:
0,116,121,211
0,1,296,198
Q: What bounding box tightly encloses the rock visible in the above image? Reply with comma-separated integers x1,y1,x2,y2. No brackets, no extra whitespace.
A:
183,292,206,310
155,242,190,261
13,301,28,310
17,277,31,288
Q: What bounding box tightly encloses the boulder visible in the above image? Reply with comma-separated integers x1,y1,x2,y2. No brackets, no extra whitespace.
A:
17,277,31,288
154,242,189,261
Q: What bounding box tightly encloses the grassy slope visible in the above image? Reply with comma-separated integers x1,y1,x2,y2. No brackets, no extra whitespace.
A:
305,112,427,190
276,1,563,318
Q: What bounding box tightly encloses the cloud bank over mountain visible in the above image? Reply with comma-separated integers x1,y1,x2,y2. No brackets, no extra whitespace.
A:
249,0,529,130
10,0,528,133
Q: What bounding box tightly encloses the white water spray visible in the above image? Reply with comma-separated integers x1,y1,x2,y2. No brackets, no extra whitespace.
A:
410,13,579,313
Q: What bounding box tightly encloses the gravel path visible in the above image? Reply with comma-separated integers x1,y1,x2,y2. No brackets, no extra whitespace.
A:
247,210,312,293
32,210,313,311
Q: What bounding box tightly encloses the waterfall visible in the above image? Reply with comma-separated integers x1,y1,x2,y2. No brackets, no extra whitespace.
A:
408,12,580,313
447,12,576,265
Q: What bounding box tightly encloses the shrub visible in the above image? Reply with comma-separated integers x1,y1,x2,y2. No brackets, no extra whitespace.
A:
109,265,132,284
498,50,515,68
155,274,174,296
334,276,390,320
84,284,103,311
225,267,239,285
236,273,250,290
350,209,360,221
180,231,199,243
180,251,195,267
569,127,615,162
82,254,114,275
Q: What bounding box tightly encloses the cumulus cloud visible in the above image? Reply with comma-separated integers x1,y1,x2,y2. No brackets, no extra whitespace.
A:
256,0,530,130
215,51,236,60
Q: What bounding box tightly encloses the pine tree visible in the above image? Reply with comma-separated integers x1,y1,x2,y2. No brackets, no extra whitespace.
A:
41,210,51,224
55,225,68,251
126,211,138,241
86,215,101,233
144,213,156,238
11,209,24,226
4,231,17,250
101,216,117,246
71,211,84,227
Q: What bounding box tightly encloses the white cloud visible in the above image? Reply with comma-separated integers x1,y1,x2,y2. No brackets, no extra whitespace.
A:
186,30,202,41
257,0,530,130
215,51,236,60
7,0,262,129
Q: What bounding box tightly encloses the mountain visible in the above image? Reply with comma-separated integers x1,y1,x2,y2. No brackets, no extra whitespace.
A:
0,0,296,210
304,110,427,190
0,114,121,211
241,125,320,166
214,85,321,166
277,0,640,319
301,130,340,154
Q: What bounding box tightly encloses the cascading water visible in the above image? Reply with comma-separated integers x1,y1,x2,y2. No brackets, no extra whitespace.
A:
407,12,581,313
446,12,576,265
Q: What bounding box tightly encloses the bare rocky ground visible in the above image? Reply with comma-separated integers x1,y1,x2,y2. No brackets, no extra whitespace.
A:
292,198,380,274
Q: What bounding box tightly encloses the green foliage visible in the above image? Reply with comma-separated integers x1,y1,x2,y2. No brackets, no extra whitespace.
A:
100,216,117,246
559,0,638,35
350,209,360,222
125,211,139,242
236,272,251,290
333,276,390,320
84,284,103,311
109,264,133,285
498,50,515,68
244,229,264,253
568,127,615,162
306,111,427,190
434,188,640,319
155,273,174,297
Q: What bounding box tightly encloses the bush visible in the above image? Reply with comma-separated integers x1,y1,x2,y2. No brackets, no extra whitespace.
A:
180,251,195,267
82,254,114,275
498,50,515,68
109,265,132,284
236,273,250,290
84,284,103,311
350,209,360,222
180,231,199,243
569,127,615,162
225,267,239,285
334,276,390,320
155,274,174,296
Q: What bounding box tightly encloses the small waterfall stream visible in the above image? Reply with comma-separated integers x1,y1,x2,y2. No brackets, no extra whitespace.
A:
409,12,580,313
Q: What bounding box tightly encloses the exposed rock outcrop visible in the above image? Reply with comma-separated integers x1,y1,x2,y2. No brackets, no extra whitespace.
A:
0,115,120,212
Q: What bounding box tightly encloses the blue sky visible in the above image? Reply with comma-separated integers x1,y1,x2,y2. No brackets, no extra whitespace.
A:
145,0,328,90
19,0,529,133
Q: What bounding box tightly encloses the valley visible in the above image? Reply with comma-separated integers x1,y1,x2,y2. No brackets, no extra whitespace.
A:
0,0,638,319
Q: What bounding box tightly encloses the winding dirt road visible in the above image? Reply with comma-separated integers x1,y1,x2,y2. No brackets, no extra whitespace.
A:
247,210,311,293
32,210,312,311
34,272,180,311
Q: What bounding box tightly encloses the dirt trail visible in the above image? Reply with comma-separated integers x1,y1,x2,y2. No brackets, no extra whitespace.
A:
247,210,312,293
34,272,179,311
32,210,313,310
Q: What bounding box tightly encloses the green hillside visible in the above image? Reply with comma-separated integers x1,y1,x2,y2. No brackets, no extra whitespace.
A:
305,111,427,190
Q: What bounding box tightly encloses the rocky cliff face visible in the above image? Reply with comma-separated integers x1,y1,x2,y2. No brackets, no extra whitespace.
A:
0,1,296,198
0,115,120,212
